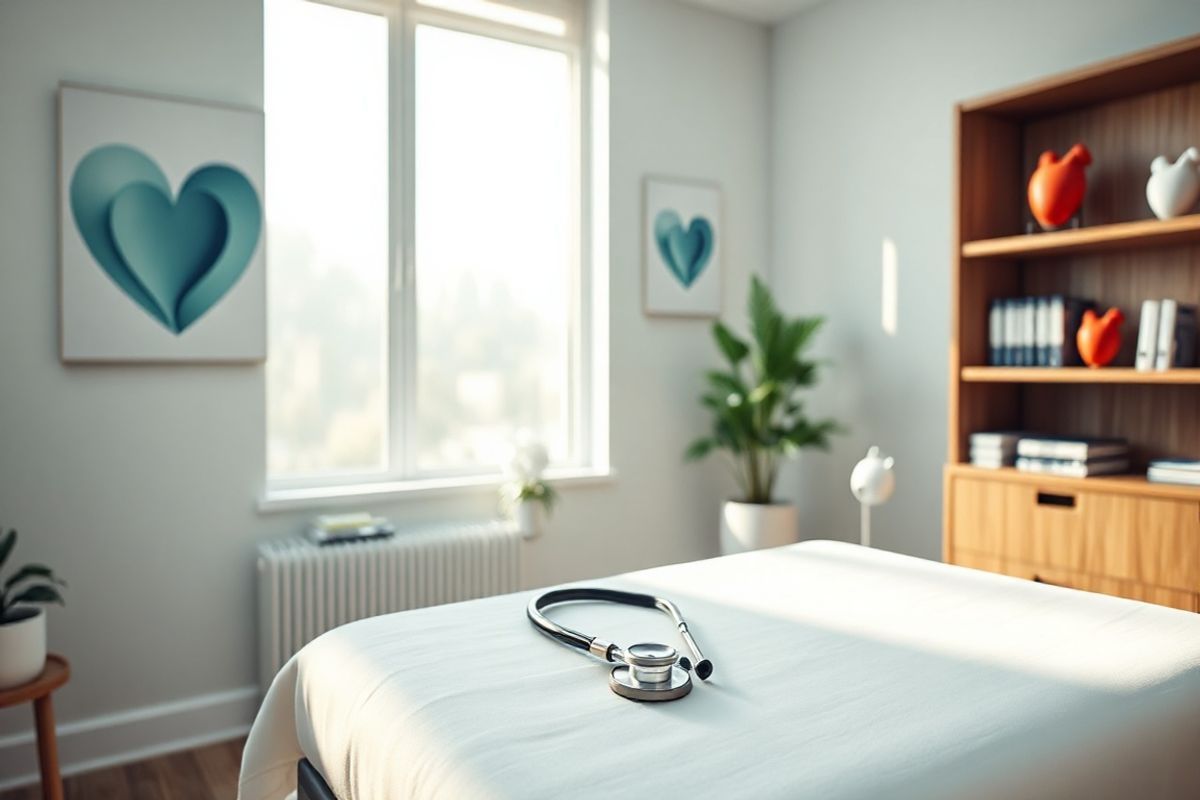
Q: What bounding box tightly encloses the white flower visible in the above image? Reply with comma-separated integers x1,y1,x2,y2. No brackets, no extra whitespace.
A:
503,433,550,483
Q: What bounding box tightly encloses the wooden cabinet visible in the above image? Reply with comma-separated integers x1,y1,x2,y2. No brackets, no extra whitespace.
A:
947,468,1200,612
944,36,1200,612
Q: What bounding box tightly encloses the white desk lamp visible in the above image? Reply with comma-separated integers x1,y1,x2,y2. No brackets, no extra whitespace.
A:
849,446,895,548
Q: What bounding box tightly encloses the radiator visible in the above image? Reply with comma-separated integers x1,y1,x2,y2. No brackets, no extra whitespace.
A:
257,520,522,689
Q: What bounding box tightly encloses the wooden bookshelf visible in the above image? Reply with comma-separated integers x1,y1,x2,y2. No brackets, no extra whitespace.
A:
962,214,1200,259
960,367,1200,384
945,35,1200,612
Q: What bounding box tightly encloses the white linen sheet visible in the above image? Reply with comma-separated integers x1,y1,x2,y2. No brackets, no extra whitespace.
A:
239,541,1200,800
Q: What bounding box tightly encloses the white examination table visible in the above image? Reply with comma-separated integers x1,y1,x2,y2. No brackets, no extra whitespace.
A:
239,540,1200,799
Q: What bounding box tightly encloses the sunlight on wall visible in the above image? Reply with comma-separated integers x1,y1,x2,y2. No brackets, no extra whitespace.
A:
881,237,898,337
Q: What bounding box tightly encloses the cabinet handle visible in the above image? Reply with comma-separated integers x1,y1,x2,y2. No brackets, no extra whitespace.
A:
1036,492,1075,508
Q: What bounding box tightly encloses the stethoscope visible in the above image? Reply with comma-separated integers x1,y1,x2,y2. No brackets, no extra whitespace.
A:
527,587,713,701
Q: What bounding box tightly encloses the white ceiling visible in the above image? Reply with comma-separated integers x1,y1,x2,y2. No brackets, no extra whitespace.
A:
676,0,830,25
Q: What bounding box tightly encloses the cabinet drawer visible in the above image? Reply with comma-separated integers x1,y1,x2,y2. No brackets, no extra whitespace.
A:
1078,493,1200,591
949,478,1082,564
949,478,1030,556
949,476,1200,592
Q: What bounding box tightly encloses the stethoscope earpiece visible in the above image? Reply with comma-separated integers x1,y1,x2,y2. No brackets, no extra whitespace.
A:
527,588,713,702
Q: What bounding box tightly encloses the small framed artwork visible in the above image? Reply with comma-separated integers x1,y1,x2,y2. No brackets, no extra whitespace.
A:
59,83,265,362
643,176,721,318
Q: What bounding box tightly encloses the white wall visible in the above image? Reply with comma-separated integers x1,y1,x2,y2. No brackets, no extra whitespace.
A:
770,0,1200,561
0,0,769,783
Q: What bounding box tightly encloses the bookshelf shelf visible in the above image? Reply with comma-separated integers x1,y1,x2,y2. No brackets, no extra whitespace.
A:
950,462,1195,501
960,367,1200,384
947,463,1200,502
961,214,1200,260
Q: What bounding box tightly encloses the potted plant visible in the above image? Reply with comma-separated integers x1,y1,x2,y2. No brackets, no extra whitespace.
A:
685,276,843,554
500,438,558,538
0,529,66,689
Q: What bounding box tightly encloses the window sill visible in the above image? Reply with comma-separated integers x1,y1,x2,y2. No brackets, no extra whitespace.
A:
257,466,616,514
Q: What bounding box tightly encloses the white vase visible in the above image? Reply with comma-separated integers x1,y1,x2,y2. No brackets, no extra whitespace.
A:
514,501,542,539
0,607,47,689
720,501,799,555
1147,148,1200,220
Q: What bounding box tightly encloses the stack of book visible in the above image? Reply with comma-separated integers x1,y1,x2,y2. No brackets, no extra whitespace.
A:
1015,436,1130,478
306,512,396,545
1147,459,1200,486
969,431,1020,469
1135,299,1198,370
988,295,1094,367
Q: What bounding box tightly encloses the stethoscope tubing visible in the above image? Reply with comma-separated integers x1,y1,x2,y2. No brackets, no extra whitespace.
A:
526,587,713,681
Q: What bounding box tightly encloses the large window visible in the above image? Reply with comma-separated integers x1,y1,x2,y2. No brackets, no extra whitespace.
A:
265,0,598,492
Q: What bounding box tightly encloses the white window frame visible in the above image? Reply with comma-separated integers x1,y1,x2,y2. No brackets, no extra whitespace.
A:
263,0,608,507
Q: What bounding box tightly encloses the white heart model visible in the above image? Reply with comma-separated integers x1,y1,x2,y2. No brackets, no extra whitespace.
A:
1147,147,1200,220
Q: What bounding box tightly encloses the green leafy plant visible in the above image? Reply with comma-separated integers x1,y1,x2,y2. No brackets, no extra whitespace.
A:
504,480,560,515
685,276,844,504
0,529,66,624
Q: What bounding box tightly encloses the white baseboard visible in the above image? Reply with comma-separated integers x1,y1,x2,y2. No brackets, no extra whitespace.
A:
0,685,259,791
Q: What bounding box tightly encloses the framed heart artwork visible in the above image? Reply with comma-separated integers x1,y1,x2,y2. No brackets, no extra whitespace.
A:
643,176,721,318
58,83,265,362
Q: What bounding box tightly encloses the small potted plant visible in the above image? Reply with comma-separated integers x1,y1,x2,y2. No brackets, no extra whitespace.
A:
500,438,558,538
685,276,843,554
0,529,66,689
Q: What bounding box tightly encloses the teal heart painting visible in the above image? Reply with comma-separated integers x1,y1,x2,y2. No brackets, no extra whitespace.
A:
654,210,713,288
69,144,262,334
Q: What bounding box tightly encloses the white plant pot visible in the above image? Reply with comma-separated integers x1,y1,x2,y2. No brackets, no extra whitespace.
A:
720,501,799,555
0,607,47,689
514,501,543,539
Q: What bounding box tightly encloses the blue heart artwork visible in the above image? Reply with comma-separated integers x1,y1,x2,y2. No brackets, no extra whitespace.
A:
654,210,713,289
69,144,262,334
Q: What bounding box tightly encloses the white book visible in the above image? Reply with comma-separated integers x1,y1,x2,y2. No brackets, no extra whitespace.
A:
313,512,376,531
1155,299,1178,370
970,457,1008,470
1016,456,1130,478
970,456,1013,469
1135,299,1161,371
1048,296,1066,367
971,444,1016,458
1147,468,1200,486
1034,297,1049,366
1017,437,1128,461
1148,459,1200,472
989,301,1004,365
1003,300,1018,365
1022,299,1036,366
970,432,1023,448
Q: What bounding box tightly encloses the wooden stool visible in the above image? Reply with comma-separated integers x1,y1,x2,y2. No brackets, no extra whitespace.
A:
0,655,69,800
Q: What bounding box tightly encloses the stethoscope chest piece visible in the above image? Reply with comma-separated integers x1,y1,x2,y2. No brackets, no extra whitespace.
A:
608,642,693,702
609,664,692,701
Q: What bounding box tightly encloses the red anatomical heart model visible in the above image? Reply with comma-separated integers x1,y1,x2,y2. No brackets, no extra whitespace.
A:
1028,143,1092,229
1076,307,1124,368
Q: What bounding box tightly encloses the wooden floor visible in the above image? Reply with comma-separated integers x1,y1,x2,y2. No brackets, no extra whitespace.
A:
0,737,245,800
